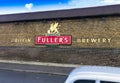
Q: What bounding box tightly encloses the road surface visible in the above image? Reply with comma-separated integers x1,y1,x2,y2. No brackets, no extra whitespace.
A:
0,69,67,83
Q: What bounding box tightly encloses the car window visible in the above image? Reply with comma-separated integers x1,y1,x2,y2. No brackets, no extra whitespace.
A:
74,80,95,83
101,81,120,83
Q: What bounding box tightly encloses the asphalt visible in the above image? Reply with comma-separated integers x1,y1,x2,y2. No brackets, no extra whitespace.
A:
0,69,67,83
0,62,74,75
0,61,75,83
0,60,78,83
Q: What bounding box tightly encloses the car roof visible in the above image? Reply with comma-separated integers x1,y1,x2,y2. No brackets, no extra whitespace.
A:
71,66,120,75
65,66,120,83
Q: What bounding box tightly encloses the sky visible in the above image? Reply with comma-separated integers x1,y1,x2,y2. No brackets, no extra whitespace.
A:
0,0,120,15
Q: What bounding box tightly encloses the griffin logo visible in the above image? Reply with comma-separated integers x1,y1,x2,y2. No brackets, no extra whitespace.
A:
47,22,59,34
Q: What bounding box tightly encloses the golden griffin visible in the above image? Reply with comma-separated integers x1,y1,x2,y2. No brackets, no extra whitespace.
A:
47,22,59,34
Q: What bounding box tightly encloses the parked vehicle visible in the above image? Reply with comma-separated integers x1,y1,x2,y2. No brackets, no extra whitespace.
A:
65,66,120,83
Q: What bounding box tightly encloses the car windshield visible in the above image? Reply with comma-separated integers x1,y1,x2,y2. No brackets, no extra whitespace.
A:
101,81,120,83
74,80,95,83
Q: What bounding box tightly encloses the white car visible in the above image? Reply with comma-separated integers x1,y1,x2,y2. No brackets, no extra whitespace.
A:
65,66,120,83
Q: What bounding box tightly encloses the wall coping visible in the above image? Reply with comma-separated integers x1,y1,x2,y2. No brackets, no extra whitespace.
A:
0,4,120,23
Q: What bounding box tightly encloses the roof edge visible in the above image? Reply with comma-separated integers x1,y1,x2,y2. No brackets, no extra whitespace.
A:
0,4,120,23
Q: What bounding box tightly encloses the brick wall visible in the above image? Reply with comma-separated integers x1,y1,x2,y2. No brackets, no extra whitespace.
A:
0,16,120,65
